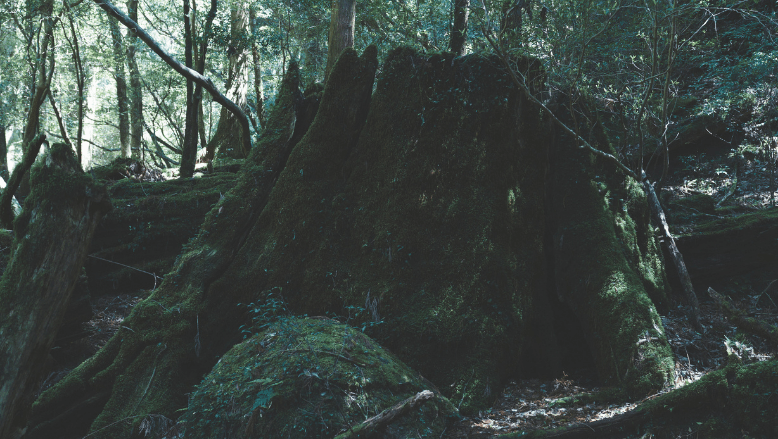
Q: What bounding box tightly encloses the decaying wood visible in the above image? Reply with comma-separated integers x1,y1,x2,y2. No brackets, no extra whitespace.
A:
333,390,435,439
708,287,778,345
0,145,111,439
644,178,703,331
0,134,46,230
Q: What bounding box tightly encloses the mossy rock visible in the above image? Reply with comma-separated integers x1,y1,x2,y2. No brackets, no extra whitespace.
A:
180,317,457,438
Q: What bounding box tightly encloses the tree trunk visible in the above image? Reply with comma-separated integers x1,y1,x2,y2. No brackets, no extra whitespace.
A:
126,0,143,158
0,135,47,230
450,0,469,56
65,10,86,164
180,0,197,178
250,5,266,129
180,0,217,178
500,0,528,47
108,16,131,158
0,125,9,182
324,0,355,82
20,0,55,158
205,3,250,160
0,144,111,439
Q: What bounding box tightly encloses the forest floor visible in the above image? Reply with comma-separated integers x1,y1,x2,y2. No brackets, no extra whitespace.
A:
44,148,778,437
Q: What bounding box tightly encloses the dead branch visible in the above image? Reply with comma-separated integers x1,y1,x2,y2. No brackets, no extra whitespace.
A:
333,390,435,439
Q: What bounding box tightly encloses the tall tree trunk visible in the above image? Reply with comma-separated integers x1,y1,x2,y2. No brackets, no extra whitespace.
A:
17,0,56,200
126,0,143,158
108,16,130,158
0,144,111,439
324,0,355,82
205,2,250,160
450,0,469,56
181,0,217,177
180,0,197,178
65,8,86,164
0,124,8,182
500,0,528,48
250,5,266,129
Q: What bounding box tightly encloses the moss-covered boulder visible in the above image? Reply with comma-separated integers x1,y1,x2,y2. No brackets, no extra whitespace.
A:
181,318,457,438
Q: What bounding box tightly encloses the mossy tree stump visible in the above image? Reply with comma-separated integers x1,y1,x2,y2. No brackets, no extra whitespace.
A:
27,48,676,437
0,144,111,439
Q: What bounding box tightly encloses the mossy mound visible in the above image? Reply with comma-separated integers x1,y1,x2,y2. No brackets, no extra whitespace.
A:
90,157,163,182
181,318,457,438
87,172,238,293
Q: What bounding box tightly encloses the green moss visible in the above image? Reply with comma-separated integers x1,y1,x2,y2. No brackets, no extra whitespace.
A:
550,99,673,394
687,206,778,238
181,318,457,438
88,172,238,292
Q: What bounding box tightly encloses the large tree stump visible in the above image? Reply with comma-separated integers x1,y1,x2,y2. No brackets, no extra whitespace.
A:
0,144,111,439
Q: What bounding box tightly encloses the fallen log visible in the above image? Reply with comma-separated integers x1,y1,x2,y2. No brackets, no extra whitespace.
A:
0,144,112,439
708,287,778,346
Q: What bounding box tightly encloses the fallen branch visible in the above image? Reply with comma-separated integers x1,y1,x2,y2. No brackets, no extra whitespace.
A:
644,179,703,331
708,287,778,345
333,390,435,439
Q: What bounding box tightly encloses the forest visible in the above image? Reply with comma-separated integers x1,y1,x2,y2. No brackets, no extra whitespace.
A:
1,0,778,437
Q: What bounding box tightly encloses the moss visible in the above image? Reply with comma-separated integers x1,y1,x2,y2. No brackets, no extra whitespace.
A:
87,172,238,292
685,206,778,238
29,62,311,438
549,99,674,395
181,318,457,438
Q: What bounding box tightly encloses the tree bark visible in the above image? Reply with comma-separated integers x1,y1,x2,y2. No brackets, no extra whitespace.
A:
205,2,250,160
325,0,355,82
250,5,266,129
643,178,703,331
47,91,72,146
108,16,131,158
126,0,143,158
180,0,217,177
65,8,86,164
93,0,252,158
0,125,9,182
0,144,111,439
0,135,46,230
180,0,197,177
450,0,469,56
